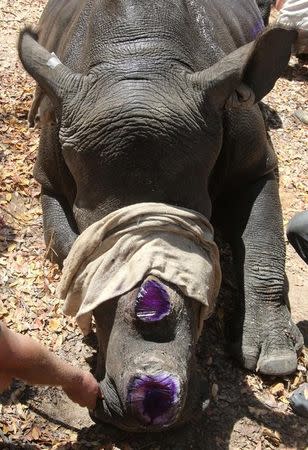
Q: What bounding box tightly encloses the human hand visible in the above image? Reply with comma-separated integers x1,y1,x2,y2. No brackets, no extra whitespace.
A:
62,371,101,409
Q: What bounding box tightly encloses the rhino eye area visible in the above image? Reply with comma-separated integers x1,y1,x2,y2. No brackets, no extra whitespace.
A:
135,279,171,322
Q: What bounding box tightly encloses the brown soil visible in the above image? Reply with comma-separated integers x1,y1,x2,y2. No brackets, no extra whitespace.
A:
0,1,307,449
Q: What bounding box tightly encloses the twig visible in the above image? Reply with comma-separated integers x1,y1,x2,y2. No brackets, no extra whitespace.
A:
44,230,58,260
27,403,81,432
0,18,21,22
2,10,17,16
0,205,27,224
0,14,28,22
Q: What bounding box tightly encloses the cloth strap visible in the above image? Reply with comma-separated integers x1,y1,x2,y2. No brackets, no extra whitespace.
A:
57,203,221,336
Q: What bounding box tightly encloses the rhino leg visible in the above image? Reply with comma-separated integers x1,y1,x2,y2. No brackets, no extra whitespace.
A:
41,190,78,266
34,118,79,266
28,86,43,128
225,172,303,376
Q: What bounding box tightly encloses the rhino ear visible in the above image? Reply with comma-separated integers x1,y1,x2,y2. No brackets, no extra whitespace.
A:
18,28,82,105
189,26,297,109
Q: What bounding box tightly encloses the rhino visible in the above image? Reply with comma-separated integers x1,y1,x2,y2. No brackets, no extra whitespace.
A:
18,0,303,432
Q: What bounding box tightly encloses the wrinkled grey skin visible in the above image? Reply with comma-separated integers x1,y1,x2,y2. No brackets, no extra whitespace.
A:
18,0,303,432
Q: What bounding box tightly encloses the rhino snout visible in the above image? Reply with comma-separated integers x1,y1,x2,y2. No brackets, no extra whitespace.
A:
127,372,181,426
92,370,184,431
92,279,201,430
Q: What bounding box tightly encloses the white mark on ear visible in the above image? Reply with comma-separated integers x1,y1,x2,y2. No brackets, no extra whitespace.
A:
47,52,61,69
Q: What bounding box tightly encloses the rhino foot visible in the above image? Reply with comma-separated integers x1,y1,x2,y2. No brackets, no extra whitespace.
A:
228,303,303,377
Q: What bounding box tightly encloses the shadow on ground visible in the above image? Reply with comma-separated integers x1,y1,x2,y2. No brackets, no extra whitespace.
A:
297,320,308,347
282,59,308,82
0,217,16,255
0,441,39,450
259,101,283,130
0,444,38,450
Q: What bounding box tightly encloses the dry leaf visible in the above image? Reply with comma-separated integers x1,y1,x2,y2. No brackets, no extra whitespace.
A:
31,425,41,440
2,424,9,434
291,374,303,389
53,334,63,351
262,428,281,447
15,403,26,419
48,318,61,332
270,382,284,396
279,396,289,404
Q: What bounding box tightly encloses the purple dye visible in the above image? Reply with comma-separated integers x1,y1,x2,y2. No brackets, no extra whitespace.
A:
128,373,180,425
135,279,171,322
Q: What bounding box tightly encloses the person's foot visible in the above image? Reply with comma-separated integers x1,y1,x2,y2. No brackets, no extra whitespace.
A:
290,383,308,418
287,211,308,264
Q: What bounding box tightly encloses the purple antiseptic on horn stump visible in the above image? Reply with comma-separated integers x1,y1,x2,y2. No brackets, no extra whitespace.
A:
128,373,180,426
135,279,171,322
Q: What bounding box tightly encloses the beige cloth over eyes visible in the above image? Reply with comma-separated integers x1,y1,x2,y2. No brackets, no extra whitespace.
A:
58,203,222,337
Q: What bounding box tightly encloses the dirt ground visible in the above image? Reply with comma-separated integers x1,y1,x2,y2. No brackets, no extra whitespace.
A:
0,1,307,449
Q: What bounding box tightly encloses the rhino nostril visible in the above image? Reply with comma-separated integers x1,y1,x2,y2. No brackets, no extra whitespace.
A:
135,279,171,322
128,373,180,425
